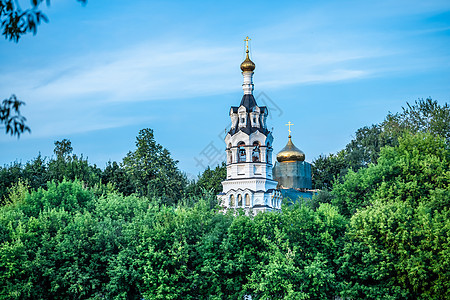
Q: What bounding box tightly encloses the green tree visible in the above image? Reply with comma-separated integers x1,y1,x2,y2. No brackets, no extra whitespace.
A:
336,132,450,299
47,140,101,187
311,150,347,190
344,124,396,169
53,139,73,159
0,180,155,299
332,132,450,217
0,141,104,207
22,153,48,191
187,162,226,196
312,98,450,190
123,128,187,204
217,204,346,299
383,98,450,142
0,161,23,204
101,161,134,196
242,204,346,299
307,189,334,211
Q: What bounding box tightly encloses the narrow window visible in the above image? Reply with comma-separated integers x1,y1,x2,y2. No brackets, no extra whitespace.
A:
238,194,243,207
252,142,260,162
238,142,246,162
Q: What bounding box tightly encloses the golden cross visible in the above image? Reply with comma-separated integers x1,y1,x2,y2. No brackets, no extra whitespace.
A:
286,121,294,136
244,36,251,52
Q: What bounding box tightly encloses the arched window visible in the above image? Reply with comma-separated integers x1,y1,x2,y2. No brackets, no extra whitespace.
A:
245,194,250,206
238,194,243,207
230,195,235,207
252,141,260,162
238,142,246,162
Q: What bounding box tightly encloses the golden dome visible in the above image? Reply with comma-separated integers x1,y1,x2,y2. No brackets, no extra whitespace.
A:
240,50,255,72
276,136,305,162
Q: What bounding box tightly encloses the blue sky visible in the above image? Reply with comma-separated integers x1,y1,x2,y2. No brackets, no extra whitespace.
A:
1,0,449,179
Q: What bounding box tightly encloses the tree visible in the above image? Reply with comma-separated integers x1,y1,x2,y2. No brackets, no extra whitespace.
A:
101,161,134,196
336,132,450,299
332,132,450,217
344,124,396,168
383,98,450,142
187,162,226,196
47,139,102,187
1,0,86,42
122,128,187,203
53,139,73,159
0,161,23,204
312,98,450,190
2,0,87,136
22,153,48,191
0,180,153,299
0,140,106,207
0,95,30,137
311,150,347,190
245,204,346,299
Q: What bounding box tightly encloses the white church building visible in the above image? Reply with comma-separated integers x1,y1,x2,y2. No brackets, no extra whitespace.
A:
218,38,282,213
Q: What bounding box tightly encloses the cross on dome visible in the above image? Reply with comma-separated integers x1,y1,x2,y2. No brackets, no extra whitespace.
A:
240,36,255,72
286,121,294,137
244,36,251,52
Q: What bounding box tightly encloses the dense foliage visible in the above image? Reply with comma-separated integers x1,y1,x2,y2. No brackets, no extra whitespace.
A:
0,129,189,205
0,180,346,299
186,162,227,196
122,128,187,204
1,99,449,298
335,133,450,299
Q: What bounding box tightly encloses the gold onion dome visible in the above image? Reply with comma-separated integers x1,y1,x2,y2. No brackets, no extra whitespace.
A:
240,50,255,72
276,136,305,162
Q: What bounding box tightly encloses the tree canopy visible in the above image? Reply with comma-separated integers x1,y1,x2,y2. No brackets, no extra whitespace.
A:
336,132,450,299
0,180,347,299
1,98,449,298
122,128,187,203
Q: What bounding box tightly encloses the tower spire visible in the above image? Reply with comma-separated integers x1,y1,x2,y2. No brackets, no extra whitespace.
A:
240,36,255,95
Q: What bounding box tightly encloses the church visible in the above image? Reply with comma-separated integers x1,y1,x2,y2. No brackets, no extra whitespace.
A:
218,38,314,213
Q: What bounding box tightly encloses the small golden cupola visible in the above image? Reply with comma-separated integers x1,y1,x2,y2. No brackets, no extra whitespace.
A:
240,36,255,72
276,121,305,162
240,50,255,72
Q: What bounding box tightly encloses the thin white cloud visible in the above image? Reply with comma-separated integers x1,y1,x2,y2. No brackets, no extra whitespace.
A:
2,0,447,138
0,40,391,106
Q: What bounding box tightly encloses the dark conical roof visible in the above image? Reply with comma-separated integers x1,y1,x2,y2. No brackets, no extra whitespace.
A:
240,94,257,110
228,94,269,136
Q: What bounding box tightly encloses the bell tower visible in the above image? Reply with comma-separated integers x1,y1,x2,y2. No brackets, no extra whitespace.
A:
218,37,281,213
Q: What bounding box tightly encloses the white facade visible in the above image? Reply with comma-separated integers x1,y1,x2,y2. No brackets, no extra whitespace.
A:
218,55,282,213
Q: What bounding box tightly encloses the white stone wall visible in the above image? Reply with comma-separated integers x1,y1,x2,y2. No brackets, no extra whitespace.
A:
242,71,254,95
